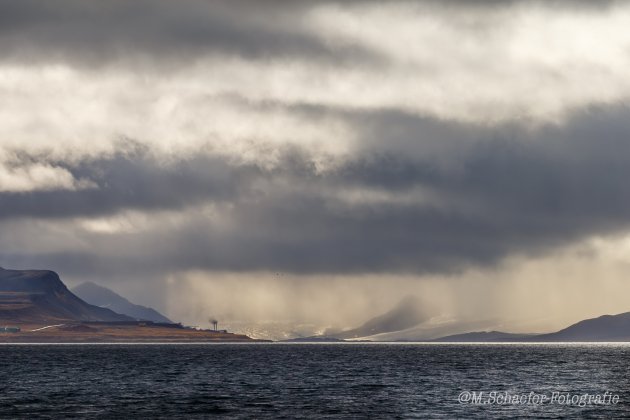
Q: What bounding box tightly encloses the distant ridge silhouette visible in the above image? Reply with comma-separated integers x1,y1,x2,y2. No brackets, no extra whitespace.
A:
72,282,172,323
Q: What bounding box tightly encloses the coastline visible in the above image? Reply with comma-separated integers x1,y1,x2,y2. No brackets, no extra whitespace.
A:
0,322,265,343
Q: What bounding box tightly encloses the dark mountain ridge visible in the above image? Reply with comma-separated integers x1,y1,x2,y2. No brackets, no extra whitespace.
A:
431,312,630,342
533,312,630,342
0,267,132,323
431,331,536,342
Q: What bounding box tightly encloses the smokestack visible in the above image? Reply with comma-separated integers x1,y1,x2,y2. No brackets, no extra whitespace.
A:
209,318,218,331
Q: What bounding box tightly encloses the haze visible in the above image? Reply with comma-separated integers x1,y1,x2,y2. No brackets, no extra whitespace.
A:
2,0,630,338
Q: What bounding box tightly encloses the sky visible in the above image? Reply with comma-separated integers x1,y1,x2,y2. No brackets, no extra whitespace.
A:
2,0,630,338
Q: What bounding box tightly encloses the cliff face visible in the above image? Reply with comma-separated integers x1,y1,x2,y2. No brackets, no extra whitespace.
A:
0,267,133,323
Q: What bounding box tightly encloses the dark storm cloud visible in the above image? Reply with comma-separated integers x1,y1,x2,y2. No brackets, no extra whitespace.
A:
0,0,380,67
3,105,630,276
150,107,630,275
0,0,610,68
0,144,262,219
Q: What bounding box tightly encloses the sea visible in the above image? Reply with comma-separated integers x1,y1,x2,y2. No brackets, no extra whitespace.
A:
1,343,629,419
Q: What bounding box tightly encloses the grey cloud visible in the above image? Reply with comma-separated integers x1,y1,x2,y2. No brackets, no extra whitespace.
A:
3,105,630,277
1,0,609,69
0,144,262,219
0,0,381,67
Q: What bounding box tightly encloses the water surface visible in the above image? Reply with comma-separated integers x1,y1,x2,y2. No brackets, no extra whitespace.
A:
0,343,628,418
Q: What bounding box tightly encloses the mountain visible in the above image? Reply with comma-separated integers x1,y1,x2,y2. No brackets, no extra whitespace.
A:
427,312,630,342
356,317,503,341
0,267,133,323
533,312,630,342
431,331,535,342
331,296,427,339
72,282,172,323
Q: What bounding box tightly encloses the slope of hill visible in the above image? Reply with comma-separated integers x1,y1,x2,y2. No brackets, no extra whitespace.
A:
426,312,630,342
431,331,535,342
72,282,172,323
331,296,427,339
534,312,630,342
0,267,133,323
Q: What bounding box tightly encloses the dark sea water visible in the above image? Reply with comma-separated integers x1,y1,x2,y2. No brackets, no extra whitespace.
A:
1,343,629,419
